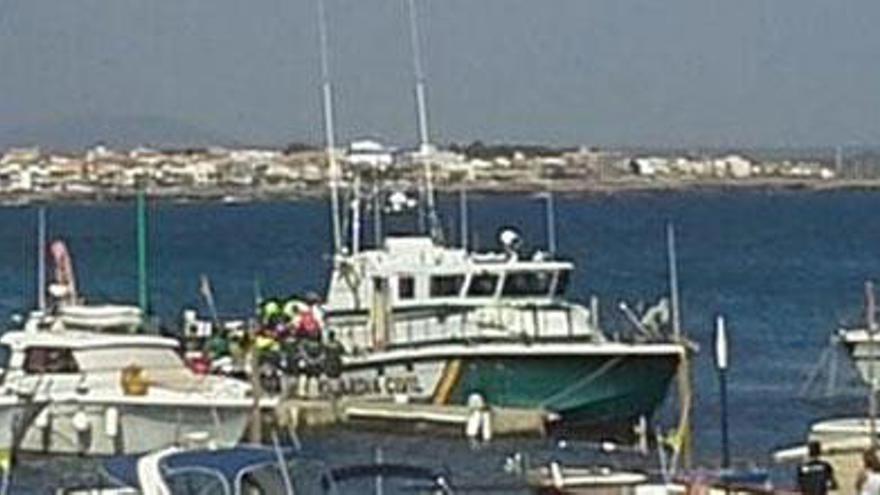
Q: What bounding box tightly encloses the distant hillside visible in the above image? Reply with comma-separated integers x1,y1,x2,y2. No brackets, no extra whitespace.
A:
0,115,241,151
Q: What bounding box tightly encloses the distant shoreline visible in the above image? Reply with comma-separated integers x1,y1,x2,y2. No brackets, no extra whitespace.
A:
3,177,880,206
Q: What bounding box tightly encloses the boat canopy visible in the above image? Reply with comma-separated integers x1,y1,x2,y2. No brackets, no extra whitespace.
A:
57,304,142,333
102,446,296,495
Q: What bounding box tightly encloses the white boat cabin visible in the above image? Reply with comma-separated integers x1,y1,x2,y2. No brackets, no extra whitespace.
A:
326,236,572,311
324,236,599,352
0,309,248,399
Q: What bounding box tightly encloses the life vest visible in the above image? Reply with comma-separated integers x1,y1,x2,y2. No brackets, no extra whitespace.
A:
260,300,282,324
297,310,321,337
255,334,279,352
283,299,307,319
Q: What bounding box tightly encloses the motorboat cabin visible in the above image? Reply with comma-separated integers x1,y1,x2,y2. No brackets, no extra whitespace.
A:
0,307,256,455
324,235,598,352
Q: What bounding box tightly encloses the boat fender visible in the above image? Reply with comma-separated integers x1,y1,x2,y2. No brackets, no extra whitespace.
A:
550,461,564,489
34,408,50,429
72,410,91,433
104,407,119,437
465,393,488,440
466,393,485,410
481,409,492,442
465,409,482,439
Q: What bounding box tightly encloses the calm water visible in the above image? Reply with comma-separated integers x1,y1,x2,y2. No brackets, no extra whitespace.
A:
1,189,877,493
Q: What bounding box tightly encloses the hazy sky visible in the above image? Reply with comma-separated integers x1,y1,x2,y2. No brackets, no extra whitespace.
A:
0,0,878,149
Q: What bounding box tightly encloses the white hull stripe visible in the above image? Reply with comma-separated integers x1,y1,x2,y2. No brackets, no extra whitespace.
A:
344,341,684,367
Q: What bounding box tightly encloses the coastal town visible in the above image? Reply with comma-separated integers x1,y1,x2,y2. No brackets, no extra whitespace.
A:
0,140,860,203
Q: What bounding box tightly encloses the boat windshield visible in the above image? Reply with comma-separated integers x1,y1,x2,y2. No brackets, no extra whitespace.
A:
501,271,554,297
165,469,228,495
164,463,291,495
75,346,185,373
24,347,79,374
466,273,499,297
430,275,464,297
554,269,570,296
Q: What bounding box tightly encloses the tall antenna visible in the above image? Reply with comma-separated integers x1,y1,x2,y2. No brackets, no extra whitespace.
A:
407,0,430,153
405,0,442,242
37,207,46,311
867,280,878,448
317,0,343,254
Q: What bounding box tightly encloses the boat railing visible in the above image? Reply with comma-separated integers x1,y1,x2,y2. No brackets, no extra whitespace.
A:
338,302,596,351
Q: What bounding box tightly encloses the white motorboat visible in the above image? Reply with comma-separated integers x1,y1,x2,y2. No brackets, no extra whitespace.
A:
1,308,258,456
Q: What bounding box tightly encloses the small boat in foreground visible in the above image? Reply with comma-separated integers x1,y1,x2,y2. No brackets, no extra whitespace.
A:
59,445,454,495
60,445,297,495
2,307,258,456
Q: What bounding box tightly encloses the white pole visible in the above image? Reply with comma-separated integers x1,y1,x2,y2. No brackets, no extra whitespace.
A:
715,315,728,371
317,0,343,254
352,175,361,255
667,223,681,339
715,315,730,471
459,187,468,250
545,191,556,255
37,207,46,311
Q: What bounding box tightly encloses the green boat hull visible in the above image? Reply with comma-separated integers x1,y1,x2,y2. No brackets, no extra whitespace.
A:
447,354,679,425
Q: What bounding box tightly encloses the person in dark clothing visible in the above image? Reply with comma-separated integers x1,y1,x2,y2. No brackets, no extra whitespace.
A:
324,331,345,379
797,441,837,495
323,330,346,396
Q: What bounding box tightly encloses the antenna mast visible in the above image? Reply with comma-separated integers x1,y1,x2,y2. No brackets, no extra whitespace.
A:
407,0,430,153
317,0,343,254
406,0,442,241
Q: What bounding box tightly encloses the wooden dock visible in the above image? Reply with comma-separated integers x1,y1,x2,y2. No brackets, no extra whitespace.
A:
271,395,555,439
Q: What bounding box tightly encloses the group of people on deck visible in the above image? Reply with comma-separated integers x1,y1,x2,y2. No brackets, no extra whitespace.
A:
200,292,345,397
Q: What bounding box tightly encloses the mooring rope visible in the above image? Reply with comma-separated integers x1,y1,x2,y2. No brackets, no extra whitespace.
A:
539,356,623,408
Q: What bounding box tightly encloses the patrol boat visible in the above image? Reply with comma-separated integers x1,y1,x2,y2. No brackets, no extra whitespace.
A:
323,229,684,428
292,0,683,429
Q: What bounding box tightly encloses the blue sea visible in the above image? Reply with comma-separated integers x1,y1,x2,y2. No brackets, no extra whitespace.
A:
0,189,875,493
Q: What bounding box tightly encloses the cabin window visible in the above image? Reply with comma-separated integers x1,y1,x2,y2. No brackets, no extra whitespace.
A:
467,274,499,297
554,270,571,296
398,276,415,300
502,271,553,297
430,275,464,297
24,347,79,374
